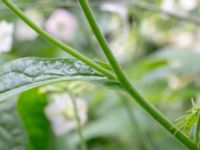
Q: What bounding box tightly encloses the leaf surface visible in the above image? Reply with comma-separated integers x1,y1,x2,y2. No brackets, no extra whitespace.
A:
0,57,109,102
0,98,28,150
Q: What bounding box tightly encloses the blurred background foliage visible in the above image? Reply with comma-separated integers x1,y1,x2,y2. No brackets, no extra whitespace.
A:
1,0,200,149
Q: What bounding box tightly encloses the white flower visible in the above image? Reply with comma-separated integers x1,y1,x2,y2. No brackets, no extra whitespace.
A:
15,9,44,41
161,0,197,13
168,75,181,90
101,2,131,62
161,0,177,13
45,93,87,135
178,0,197,11
101,2,127,18
44,9,78,42
140,20,162,42
110,35,133,62
0,20,14,53
169,32,194,48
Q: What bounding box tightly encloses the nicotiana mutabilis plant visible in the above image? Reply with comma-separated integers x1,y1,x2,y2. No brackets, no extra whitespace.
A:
0,0,200,149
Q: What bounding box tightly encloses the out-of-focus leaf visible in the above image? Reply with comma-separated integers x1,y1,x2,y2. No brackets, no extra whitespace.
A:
67,108,137,147
168,83,200,101
0,98,28,150
13,37,58,58
0,57,114,102
140,47,200,83
126,47,200,102
17,89,50,150
132,59,168,80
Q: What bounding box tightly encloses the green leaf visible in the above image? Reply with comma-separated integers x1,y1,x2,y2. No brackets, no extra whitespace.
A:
176,106,200,136
17,89,51,150
0,57,110,102
0,98,28,150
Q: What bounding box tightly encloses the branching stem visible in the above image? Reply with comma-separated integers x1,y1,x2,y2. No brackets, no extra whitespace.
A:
1,0,116,81
1,0,198,149
78,0,198,149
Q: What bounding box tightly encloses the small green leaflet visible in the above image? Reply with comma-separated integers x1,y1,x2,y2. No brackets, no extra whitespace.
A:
176,101,200,136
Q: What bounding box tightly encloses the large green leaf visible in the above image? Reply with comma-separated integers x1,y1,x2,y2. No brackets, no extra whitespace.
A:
0,57,110,102
17,89,51,150
0,98,28,150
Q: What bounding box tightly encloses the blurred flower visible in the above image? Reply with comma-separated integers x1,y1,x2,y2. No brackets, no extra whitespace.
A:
140,20,163,42
168,75,181,90
161,0,177,13
0,20,14,53
193,29,200,53
101,2,128,34
15,9,44,41
110,36,133,62
170,60,182,68
178,0,197,11
44,9,78,42
161,0,197,14
169,32,194,48
101,2,127,18
45,93,87,135
101,2,132,62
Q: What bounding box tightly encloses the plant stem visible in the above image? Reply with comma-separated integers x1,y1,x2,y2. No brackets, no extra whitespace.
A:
69,93,88,150
1,0,116,81
2,0,197,149
78,0,198,149
195,112,200,148
119,93,152,150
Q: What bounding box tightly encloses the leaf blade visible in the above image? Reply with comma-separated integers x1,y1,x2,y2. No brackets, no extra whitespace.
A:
0,57,109,102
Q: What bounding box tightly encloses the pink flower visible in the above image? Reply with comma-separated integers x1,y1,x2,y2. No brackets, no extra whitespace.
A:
44,9,78,42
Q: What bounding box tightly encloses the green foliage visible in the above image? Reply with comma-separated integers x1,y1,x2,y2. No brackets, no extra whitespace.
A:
0,98,28,150
1,0,200,149
17,89,50,150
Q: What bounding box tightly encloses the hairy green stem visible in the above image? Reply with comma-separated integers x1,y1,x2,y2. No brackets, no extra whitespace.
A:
119,93,152,150
78,0,197,149
1,0,116,81
195,113,200,148
69,93,88,150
